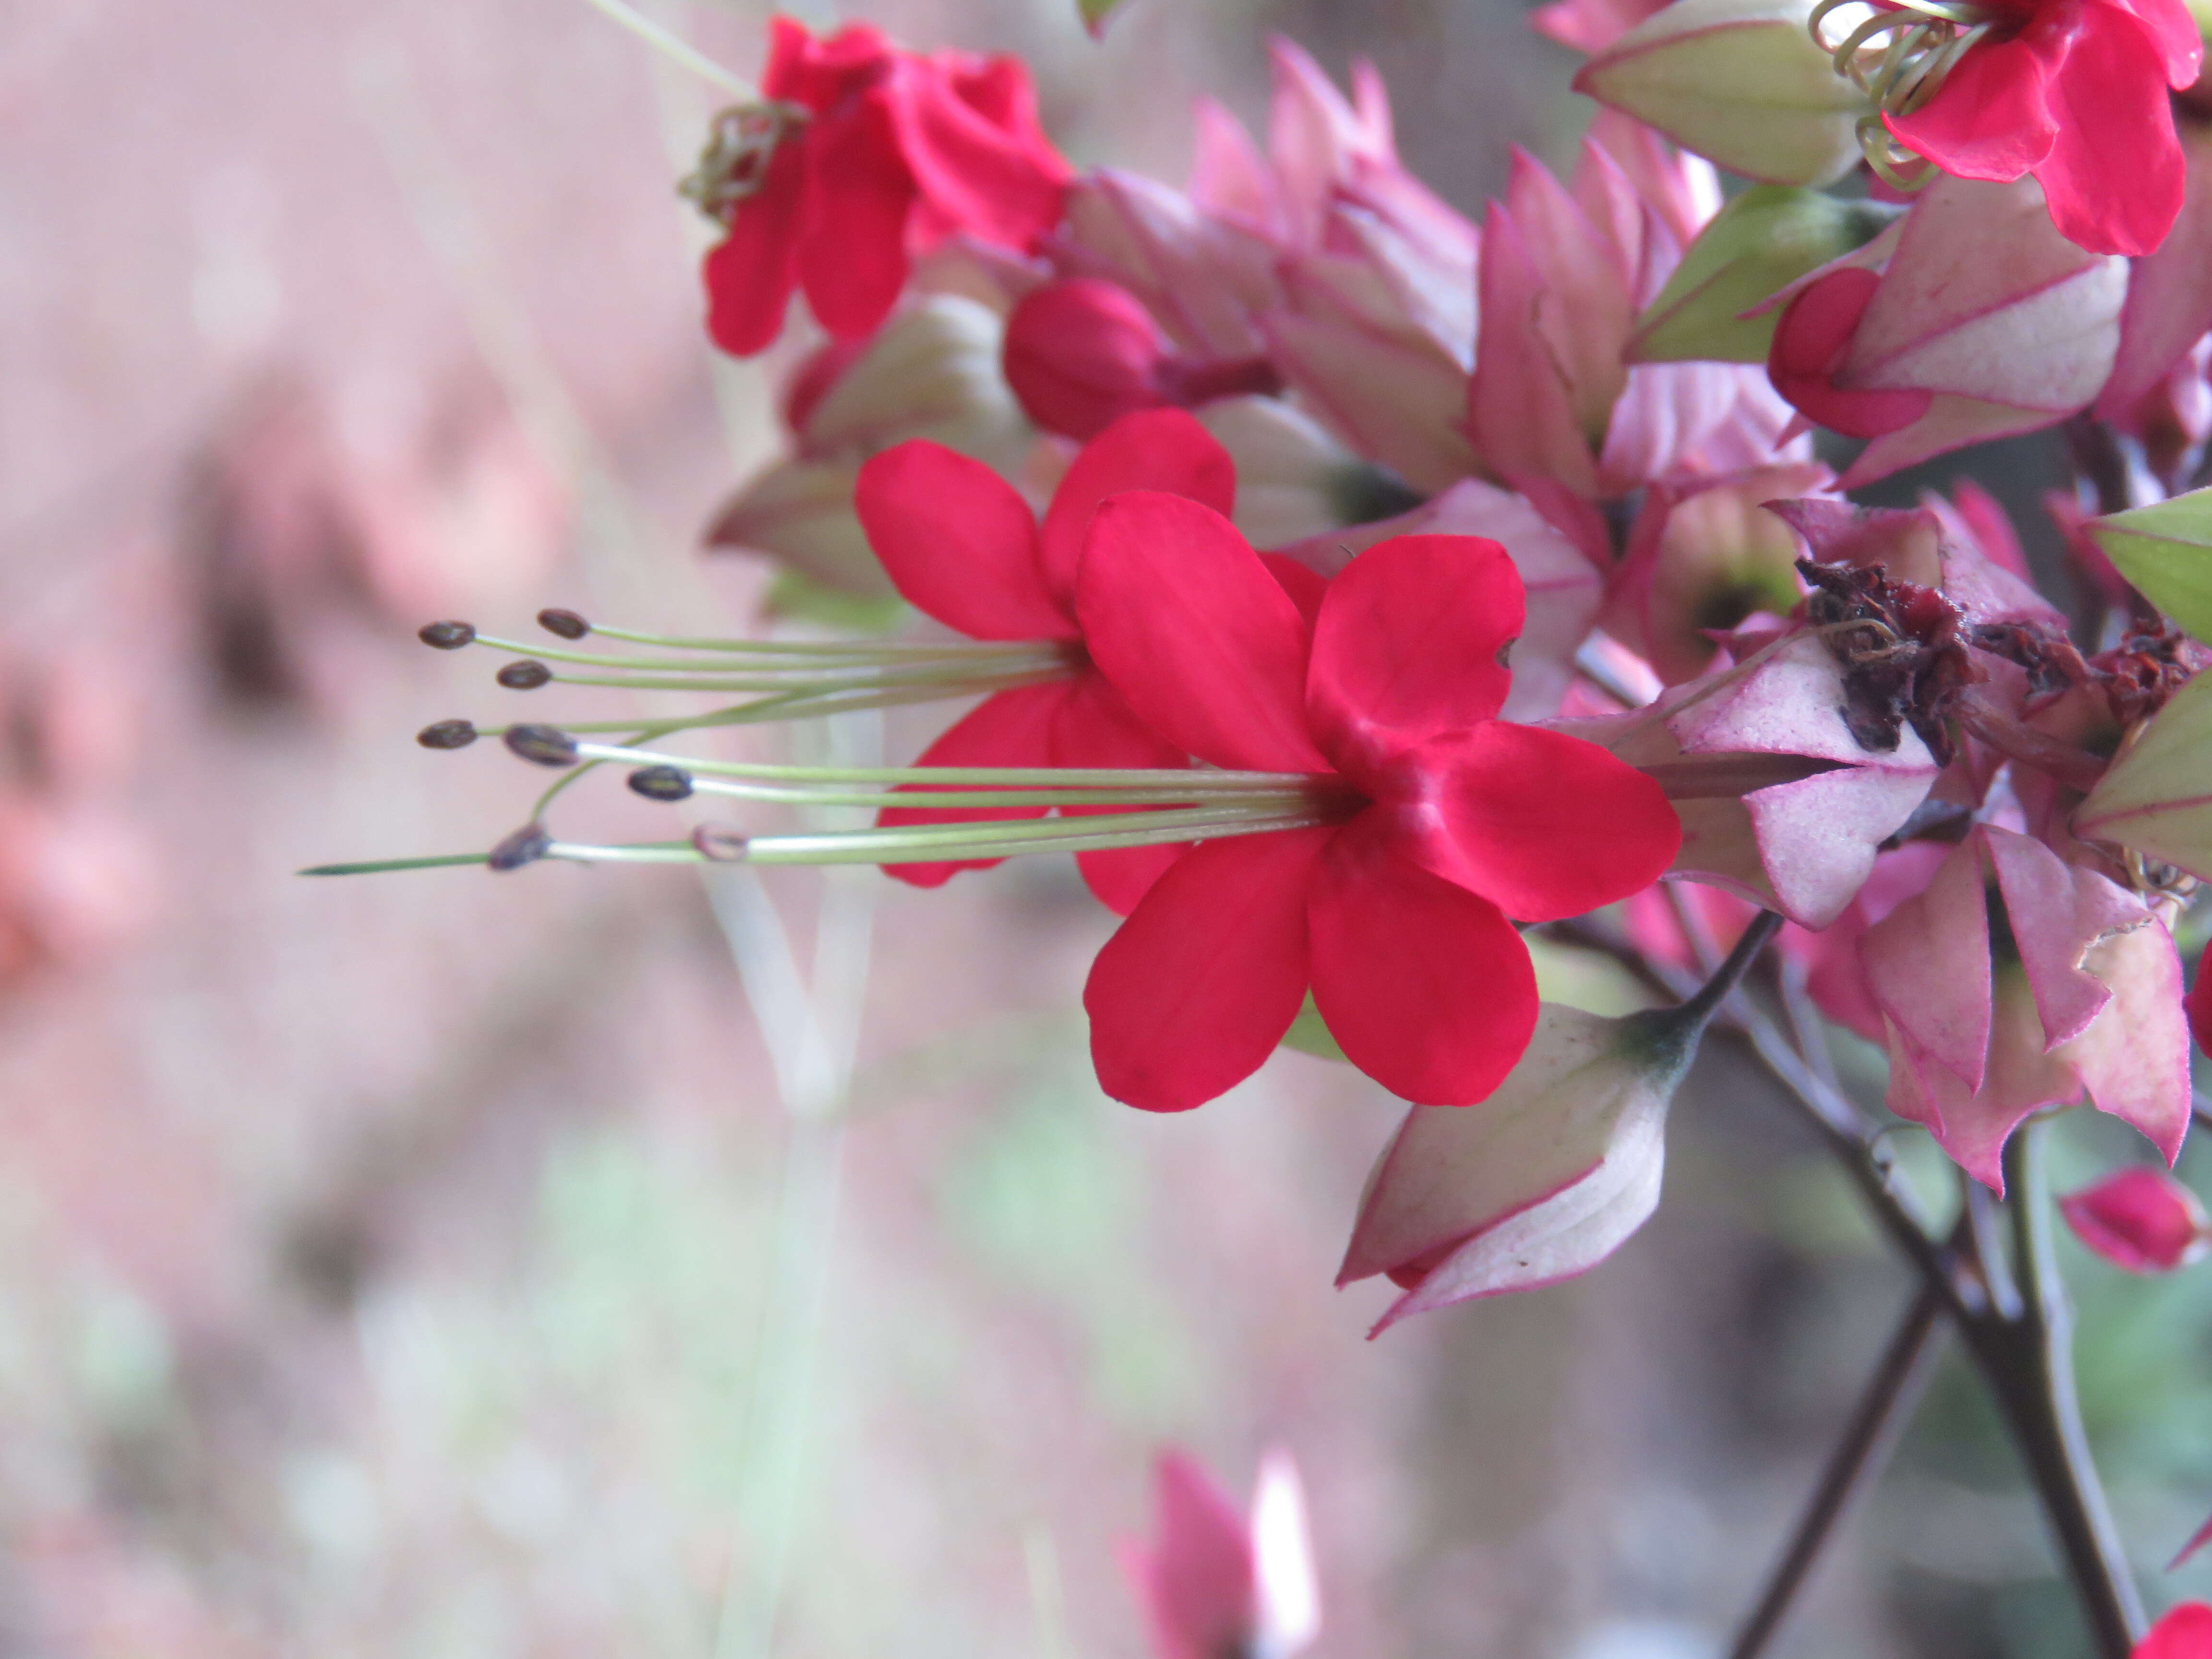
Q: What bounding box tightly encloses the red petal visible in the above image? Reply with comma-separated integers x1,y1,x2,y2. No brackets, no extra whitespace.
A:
1261,553,1329,625
1886,33,2060,183
701,144,808,358
1386,723,1682,922
1304,534,1522,780
2032,3,2188,254
796,91,916,341
855,442,1074,639
2188,940,2212,1058
2114,0,2206,84
1038,408,1237,604
1077,493,1331,773
1767,269,1933,440
2135,1602,2212,1655
1084,829,1332,1111
1049,673,1192,916
877,682,1067,887
884,56,1070,250
1307,817,1538,1105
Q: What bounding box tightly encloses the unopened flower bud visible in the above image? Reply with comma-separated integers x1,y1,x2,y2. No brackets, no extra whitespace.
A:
2058,1166,2210,1273
1339,1002,1711,1332
628,764,695,802
537,608,590,640
1574,0,1869,187
2085,485,2212,643
1002,277,1173,440
486,823,554,872
418,620,477,650
503,723,579,768
1631,187,1901,364
497,659,553,690
691,822,750,862
416,719,478,750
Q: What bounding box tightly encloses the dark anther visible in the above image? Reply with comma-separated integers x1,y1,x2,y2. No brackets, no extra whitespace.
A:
538,608,590,640
628,765,695,802
486,823,554,872
692,823,749,862
497,659,553,690
503,723,579,767
416,719,478,750
418,620,477,650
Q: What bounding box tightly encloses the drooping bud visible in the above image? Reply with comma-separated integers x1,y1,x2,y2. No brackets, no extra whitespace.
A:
1003,278,1174,440
1630,187,1900,364
1573,0,1869,187
1121,1450,1319,1659
502,723,579,768
496,660,553,690
691,823,750,862
537,607,590,640
486,823,553,872
416,719,478,750
2058,1167,2210,1274
2085,487,2212,643
418,620,477,650
1338,1001,1711,1333
627,764,696,802
2075,671,2212,881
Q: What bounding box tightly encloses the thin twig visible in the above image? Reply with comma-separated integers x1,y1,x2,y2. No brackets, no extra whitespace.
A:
1966,1124,2148,1656
1729,1284,1947,1659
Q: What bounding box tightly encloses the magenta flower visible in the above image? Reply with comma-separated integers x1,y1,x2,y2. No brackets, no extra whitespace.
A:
856,409,1247,914
1884,0,2203,255
700,19,1071,356
2136,1603,2212,1657
1075,497,1679,1110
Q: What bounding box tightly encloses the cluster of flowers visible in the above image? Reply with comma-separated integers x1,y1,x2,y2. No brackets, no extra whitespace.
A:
343,12,2212,1339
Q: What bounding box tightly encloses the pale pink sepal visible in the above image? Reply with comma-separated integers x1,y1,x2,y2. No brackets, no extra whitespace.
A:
2058,1166,2209,1274
1339,1005,1683,1334
1863,833,1995,1095
2096,121,2212,421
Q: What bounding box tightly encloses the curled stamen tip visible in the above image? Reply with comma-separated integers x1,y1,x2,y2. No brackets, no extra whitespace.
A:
628,764,695,802
538,607,590,640
691,823,749,862
417,718,478,750
497,659,553,690
504,723,579,767
487,823,553,872
419,620,477,650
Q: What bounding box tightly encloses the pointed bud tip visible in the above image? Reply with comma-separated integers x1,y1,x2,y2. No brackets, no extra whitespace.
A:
691,823,749,862
497,659,553,690
628,764,695,802
503,723,579,767
418,620,477,650
486,823,553,872
537,608,590,640
416,719,478,750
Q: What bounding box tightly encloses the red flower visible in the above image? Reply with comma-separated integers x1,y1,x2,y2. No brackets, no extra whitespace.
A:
1886,0,2203,256
857,409,1299,914
2137,1604,2212,1659
702,20,1072,357
1074,497,1681,1110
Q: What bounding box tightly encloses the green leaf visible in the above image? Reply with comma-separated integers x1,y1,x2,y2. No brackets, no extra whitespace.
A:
1631,187,1901,364
2075,671,2212,882
2089,486,2212,643
1079,0,1128,36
